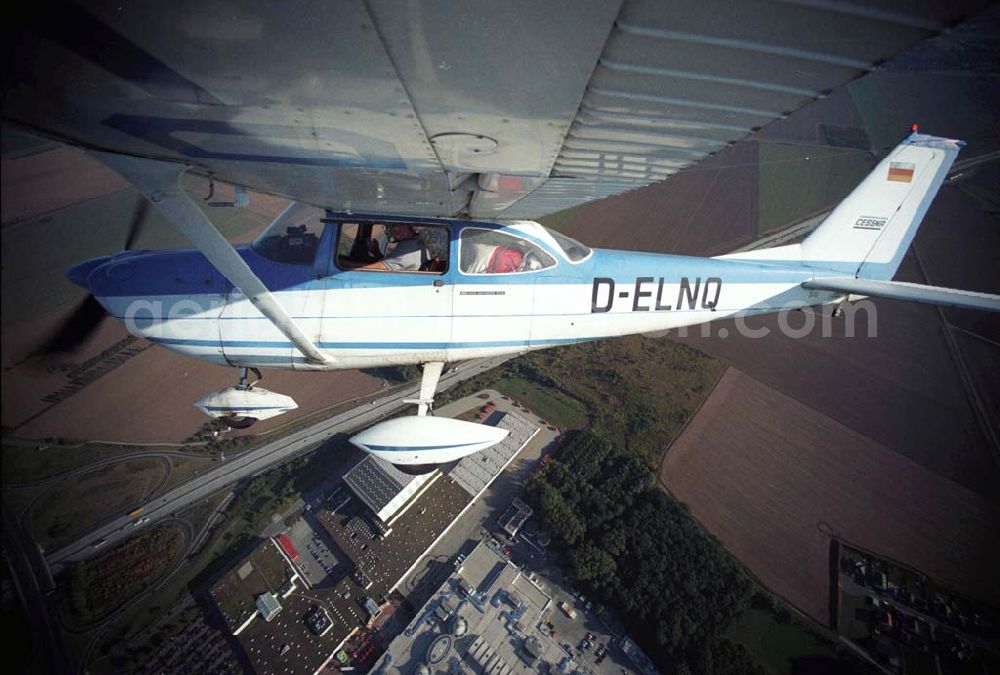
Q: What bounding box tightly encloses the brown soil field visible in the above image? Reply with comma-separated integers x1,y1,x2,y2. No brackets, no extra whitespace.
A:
565,139,759,256
8,333,382,443
661,368,1000,624
558,89,999,502
1,145,128,223
671,200,1000,499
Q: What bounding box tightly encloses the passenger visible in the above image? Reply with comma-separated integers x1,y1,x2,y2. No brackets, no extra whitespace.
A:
380,224,426,271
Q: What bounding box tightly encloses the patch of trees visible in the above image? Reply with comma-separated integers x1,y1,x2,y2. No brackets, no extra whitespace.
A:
68,525,184,625
526,430,760,675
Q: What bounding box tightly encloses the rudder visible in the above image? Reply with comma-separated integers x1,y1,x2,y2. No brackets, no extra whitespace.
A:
799,132,963,280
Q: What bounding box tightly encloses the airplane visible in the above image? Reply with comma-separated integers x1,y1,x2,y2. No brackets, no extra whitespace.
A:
5,2,999,467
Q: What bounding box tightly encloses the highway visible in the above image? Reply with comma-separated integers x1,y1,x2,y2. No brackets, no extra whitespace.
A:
2,499,73,673
45,355,514,571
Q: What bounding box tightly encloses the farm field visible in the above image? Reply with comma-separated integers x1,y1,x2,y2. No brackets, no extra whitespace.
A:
660,368,1000,625
557,51,1000,505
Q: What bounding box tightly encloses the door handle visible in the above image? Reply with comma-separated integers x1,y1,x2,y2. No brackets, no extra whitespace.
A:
433,279,445,287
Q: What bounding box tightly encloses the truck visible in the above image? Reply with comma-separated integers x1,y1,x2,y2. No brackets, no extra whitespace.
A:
559,601,578,620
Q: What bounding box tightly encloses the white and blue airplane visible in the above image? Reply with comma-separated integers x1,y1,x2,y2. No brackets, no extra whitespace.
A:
7,1,998,465
61,132,998,464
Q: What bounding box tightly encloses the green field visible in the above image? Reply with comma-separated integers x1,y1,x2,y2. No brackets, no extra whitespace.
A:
756,142,874,234
443,335,726,468
537,206,584,233
30,458,168,551
66,523,186,627
1,442,136,486
493,374,590,429
728,608,842,675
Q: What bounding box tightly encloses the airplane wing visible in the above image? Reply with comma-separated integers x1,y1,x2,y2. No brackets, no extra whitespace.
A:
803,278,1000,312
4,0,986,220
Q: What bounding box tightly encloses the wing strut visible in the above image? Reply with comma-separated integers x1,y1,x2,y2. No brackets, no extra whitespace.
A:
92,153,331,365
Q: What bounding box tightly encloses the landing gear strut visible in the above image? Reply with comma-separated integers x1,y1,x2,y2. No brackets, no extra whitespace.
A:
403,362,444,416
237,366,262,389
218,367,263,428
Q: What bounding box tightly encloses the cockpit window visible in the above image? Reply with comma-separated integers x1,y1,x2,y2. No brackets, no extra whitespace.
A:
336,222,449,274
252,202,324,265
459,228,556,274
544,227,592,262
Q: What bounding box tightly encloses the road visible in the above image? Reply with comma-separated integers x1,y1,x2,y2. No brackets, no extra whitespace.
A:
45,355,514,572
1,499,73,674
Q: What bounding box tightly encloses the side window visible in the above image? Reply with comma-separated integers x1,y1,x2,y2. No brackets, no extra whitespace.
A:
335,222,449,274
251,203,324,265
460,228,556,274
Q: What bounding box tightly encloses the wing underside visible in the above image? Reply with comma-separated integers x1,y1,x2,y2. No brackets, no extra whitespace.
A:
4,0,987,219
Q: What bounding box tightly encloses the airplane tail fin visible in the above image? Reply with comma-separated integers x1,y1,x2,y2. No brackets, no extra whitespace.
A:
798,131,963,280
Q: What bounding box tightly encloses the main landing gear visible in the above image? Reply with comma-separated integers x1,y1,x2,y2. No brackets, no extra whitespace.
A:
349,361,510,466
219,367,262,428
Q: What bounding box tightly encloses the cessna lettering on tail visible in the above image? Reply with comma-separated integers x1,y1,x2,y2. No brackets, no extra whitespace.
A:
591,277,722,313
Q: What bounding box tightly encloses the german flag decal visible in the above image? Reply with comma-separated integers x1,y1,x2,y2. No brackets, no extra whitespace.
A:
887,161,915,183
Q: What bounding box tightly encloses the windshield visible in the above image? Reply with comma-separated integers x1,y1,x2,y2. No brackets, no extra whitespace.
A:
460,228,556,274
544,227,592,262
252,202,325,265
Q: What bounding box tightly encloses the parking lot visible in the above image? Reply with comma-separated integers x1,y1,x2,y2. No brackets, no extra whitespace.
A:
285,516,350,588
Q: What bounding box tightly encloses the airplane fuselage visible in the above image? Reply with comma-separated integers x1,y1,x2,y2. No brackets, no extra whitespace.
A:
72,218,840,370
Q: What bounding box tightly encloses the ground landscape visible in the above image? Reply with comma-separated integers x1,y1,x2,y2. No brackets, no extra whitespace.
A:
552,18,1000,651
661,368,1000,624
3,7,999,675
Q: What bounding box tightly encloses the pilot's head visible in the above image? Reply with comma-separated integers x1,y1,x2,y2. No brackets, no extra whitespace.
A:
389,224,417,240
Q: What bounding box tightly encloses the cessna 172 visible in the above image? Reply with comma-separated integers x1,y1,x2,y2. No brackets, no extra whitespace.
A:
6,1,998,465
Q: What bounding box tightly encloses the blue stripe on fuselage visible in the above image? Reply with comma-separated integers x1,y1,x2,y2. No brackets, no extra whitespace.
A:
89,246,820,299
148,336,585,350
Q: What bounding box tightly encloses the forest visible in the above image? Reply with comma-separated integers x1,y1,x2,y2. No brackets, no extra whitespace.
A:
526,430,765,674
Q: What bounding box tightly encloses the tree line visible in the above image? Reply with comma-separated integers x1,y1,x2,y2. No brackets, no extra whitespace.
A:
526,430,764,675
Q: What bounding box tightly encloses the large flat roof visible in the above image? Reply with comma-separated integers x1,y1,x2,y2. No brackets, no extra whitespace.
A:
376,540,557,674
449,413,539,497
209,540,294,635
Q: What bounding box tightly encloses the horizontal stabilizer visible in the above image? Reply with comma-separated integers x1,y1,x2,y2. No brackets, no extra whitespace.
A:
803,278,1000,312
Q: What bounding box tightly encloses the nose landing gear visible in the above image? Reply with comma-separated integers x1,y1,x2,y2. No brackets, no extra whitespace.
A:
195,366,298,428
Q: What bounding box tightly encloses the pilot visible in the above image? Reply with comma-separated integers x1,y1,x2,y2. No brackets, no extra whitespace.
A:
381,224,426,271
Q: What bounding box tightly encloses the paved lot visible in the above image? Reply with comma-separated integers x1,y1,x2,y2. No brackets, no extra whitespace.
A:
285,517,341,588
